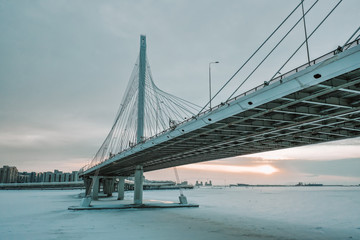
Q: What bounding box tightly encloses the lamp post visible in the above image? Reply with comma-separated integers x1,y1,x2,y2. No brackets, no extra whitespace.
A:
209,61,219,109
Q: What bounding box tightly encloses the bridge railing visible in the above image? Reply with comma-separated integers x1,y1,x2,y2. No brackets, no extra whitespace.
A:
226,39,360,104
172,40,360,125
82,39,360,173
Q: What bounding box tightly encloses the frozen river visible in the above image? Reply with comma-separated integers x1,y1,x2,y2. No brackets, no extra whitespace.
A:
0,187,359,240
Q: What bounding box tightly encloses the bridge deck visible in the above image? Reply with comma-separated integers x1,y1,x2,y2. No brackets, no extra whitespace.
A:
81,42,360,177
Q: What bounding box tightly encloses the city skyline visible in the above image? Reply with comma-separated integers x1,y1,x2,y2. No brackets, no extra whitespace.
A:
1,0,360,185
0,165,81,184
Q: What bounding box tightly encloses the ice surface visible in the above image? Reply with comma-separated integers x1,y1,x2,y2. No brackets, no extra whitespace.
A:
0,187,359,240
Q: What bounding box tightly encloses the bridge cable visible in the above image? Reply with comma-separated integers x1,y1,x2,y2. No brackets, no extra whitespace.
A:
173,167,184,196
301,0,311,66
84,51,202,170
268,0,343,82
198,0,305,114
226,0,319,101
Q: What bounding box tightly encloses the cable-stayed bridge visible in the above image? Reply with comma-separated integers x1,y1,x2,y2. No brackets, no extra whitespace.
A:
78,2,360,205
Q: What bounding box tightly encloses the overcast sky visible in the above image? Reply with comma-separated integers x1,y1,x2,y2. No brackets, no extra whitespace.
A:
1,0,359,185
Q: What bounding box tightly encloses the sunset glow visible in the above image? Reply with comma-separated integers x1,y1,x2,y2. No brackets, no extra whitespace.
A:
181,164,279,175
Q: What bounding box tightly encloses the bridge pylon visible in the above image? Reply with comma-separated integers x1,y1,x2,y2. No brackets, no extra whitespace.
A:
133,35,147,205
81,35,148,207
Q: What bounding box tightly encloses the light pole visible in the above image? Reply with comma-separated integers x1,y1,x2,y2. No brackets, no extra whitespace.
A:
209,61,219,109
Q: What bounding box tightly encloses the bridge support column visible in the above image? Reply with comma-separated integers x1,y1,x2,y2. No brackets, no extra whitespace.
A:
117,177,125,200
103,178,115,197
110,178,116,194
84,177,92,196
91,176,100,200
134,165,143,205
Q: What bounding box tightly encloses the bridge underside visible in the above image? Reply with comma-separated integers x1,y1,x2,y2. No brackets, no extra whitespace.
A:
84,66,360,177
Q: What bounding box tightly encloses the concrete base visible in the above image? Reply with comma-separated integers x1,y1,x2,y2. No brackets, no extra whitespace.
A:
179,194,188,204
69,198,198,210
80,196,92,207
69,203,199,210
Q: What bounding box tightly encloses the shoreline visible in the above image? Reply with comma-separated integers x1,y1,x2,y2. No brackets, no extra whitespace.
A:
1,182,359,190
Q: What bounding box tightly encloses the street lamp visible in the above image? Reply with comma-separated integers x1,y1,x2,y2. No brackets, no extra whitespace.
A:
209,61,219,109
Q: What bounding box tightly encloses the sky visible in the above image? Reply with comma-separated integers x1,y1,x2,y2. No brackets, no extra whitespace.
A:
0,0,359,185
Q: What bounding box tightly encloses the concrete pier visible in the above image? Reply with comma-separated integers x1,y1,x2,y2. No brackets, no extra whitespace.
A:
91,176,100,200
103,178,115,197
134,165,143,205
84,177,92,196
117,177,125,200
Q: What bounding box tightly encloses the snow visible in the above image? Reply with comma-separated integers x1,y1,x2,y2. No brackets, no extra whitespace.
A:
0,187,359,240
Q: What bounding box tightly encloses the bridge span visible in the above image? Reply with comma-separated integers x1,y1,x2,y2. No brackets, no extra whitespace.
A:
81,40,360,178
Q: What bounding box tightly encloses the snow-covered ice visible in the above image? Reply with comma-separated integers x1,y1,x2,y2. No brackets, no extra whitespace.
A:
0,187,359,240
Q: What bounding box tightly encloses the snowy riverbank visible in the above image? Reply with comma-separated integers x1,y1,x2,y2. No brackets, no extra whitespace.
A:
0,187,359,240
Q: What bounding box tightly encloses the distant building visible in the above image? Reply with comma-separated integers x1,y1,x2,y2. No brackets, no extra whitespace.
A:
205,180,212,186
0,165,18,183
17,172,30,183
195,181,203,187
36,172,45,182
71,171,80,182
44,172,54,182
180,181,188,186
16,171,38,183
64,173,71,182
29,172,37,182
